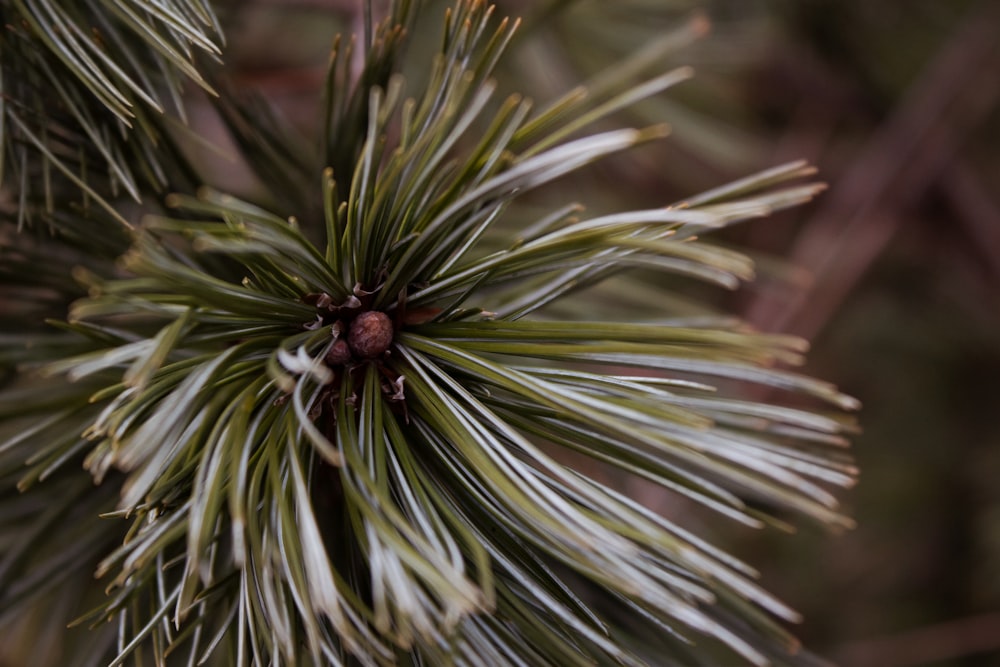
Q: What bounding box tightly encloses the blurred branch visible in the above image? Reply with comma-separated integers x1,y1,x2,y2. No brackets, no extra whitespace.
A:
745,1,1000,338
944,160,1000,284
835,612,1000,667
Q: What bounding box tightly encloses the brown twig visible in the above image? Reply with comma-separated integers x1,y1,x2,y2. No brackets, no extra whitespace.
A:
942,160,1000,284
835,612,1000,666
744,1,1000,340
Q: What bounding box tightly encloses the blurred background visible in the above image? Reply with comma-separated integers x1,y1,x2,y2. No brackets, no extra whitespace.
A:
222,2,1000,664
5,0,997,664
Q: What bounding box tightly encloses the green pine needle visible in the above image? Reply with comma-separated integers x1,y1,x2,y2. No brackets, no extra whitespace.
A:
0,0,222,227
0,1,857,665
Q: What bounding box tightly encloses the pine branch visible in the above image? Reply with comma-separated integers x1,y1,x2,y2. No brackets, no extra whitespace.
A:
0,1,857,665
0,0,222,228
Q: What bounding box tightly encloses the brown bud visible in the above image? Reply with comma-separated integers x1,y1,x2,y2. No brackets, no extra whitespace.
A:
325,339,352,365
348,311,394,359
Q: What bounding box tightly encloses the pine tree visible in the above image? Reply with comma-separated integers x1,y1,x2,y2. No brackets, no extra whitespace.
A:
0,1,858,665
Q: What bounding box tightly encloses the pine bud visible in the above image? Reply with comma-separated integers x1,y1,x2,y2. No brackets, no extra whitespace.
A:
348,311,394,358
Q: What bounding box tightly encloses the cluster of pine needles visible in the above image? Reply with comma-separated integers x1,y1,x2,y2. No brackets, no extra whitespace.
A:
0,0,857,665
